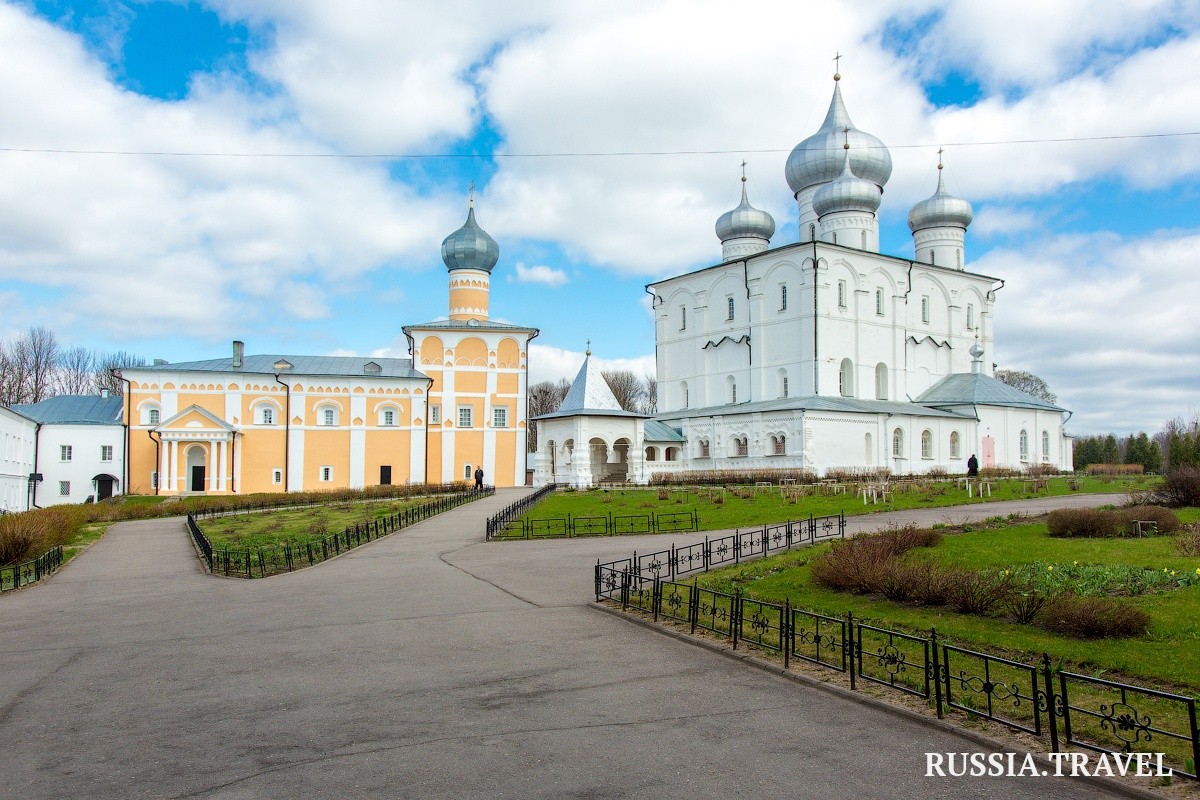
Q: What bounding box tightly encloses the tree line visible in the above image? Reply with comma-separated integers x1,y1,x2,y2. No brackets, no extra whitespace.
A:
1073,414,1200,473
0,326,145,405
527,369,656,451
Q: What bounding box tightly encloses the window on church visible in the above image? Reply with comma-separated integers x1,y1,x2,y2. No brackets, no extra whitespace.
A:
950,431,961,459
430,405,440,424
1019,429,1030,461
698,440,710,458
837,280,847,309
772,435,786,456
458,407,473,428
681,382,689,408
727,376,737,404
966,303,975,330
892,428,904,458
921,430,933,459
735,437,748,457
382,409,396,426
665,447,679,462
493,407,507,428
839,359,854,397
147,407,160,425
726,297,735,321
921,296,930,324
645,446,657,462
1042,430,1050,461
322,407,336,426
875,363,888,400
780,284,788,311
680,306,687,330
273,469,282,485
876,289,884,316
464,464,473,480
320,466,333,482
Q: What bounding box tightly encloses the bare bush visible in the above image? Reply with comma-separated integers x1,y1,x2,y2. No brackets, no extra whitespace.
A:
1037,595,1151,638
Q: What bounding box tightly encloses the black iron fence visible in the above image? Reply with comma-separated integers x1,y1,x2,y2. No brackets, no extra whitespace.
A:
597,555,1199,781
492,508,701,540
189,487,494,578
189,482,471,521
485,483,557,540
0,545,65,592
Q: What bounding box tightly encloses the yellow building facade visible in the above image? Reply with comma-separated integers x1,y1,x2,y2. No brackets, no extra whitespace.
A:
120,204,537,494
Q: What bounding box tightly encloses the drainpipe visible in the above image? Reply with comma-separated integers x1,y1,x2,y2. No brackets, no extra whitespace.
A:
524,328,540,486
30,422,42,508
147,429,161,496
273,374,290,491
113,369,131,496
742,260,752,401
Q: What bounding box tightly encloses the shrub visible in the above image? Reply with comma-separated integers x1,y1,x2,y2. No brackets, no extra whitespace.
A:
877,558,955,604
810,526,941,594
1158,466,1200,508
0,506,85,565
1024,463,1062,478
1086,463,1144,476
1111,505,1180,536
1047,508,1118,538
1003,582,1058,624
1175,524,1200,557
946,569,1013,615
1037,595,1151,638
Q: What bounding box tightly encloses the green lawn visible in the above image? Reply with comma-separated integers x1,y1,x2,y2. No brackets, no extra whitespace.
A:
692,510,1200,694
518,475,1148,534
198,498,428,550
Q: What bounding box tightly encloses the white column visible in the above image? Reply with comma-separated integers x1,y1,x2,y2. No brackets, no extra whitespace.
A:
218,440,228,491
168,440,178,491
209,441,218,491
232,435,242,493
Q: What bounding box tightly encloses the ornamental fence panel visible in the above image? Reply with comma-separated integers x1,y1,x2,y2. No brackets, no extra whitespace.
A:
0,545,64,592
493,508,700,540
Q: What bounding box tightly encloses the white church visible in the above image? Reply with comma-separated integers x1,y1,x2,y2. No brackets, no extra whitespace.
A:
533,75,1073,487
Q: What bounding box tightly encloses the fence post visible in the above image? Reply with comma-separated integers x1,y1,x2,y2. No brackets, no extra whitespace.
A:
732,588,741,650
783,598,791,669
931,628,943,718
704,537,710,572
653,576,661,622
690,579,699,634
1041,653,1059,753
847,611,856,690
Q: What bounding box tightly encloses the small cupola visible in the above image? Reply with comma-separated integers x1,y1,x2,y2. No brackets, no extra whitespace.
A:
715,166,775,261
908,150,973,270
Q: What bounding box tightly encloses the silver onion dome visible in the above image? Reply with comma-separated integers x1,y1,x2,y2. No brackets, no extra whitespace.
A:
441,205,499,272
715,179,776,243
785,79,893,196
812,151,882,218
908,167,974,232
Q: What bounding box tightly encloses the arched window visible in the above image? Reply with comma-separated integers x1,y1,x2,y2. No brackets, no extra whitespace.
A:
780,284,788,311
875,363,888,400
317,403,339,426
966,303,975,331
777,368,788,399
839,359,854,397
892,428,904,458
1042,430,1050,461
865,432,874,465
837,280,847,309
665,447,679,462
1019,429,1029,461
875,288,884,316
698,439,710,458
680,305,687,330
645,446,658,462
772,435,786,456
726,297,735,321
921,430,933,459
727,375,737,404
950,431,961,459
680,381,689,409
734,436,749,457
147,407,160,425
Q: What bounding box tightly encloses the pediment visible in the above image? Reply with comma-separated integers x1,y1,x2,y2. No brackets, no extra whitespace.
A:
157,404,236,432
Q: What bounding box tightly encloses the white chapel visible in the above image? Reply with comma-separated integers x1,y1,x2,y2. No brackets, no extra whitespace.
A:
534,74,1072,487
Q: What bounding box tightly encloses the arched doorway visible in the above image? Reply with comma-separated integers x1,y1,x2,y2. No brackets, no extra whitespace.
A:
611,438,631,482
588,438,608,483
185,445,207,493
93,474,119,501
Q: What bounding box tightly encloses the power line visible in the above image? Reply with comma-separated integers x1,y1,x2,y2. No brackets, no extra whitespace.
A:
0,130,1197,160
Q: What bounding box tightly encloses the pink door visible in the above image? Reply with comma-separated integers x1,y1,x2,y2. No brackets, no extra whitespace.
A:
982,436,996,467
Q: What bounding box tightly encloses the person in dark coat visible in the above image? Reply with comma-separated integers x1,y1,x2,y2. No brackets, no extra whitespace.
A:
966,454,979,477
474,467,484,489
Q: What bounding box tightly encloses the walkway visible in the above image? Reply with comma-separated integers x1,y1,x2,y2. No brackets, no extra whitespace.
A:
0,491,1132,799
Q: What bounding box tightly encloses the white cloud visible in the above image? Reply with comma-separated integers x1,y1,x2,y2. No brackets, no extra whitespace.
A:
970,206,1038,238
527,343,655,386
512,261,568,287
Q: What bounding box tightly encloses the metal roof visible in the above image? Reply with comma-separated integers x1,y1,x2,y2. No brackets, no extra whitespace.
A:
656,395,974,421
532,354,649,421
403,319,539,333
916,373,1066,412
122,354,426,380
13,395,124,425
643,419,685,442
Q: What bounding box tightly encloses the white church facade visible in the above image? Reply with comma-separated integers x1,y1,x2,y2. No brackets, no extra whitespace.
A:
534,75,1073,487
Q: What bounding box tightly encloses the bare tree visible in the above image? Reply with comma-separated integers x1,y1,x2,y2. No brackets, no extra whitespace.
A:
22,326,59,403
601,369,646,413
96,351,148,396
994,369,1056,404
527,379,572,451
642,374,657,414
55,346,96,395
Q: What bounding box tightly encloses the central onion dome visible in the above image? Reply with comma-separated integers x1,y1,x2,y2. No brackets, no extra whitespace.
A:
715,177,776,243
785,77,893,197
908,164,974,232
812,148,882,218
441,204,499,272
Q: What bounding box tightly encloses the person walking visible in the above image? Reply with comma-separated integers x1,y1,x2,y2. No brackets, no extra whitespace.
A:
966,454,979,477
474,467,484,489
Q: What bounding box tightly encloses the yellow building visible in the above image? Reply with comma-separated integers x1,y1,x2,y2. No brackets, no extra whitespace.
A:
119,204,537,494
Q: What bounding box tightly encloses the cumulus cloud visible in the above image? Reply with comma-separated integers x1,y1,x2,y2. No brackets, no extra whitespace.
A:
528,343,656,386
512,262,568,287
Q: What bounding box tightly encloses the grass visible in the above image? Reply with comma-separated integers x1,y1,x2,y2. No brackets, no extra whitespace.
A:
523,475,1148,533
199,498,428,549
690,511,1200,694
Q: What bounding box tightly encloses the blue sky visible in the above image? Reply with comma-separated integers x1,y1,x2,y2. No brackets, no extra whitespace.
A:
2,0,1199,435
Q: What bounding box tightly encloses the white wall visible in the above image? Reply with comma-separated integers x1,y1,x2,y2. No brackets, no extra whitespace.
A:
1,407,36,512
34,424,125,506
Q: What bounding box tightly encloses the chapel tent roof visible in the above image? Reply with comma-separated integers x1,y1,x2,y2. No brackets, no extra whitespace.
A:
533,353,649,421
121,355,426,380
13,395,124,425
916,373,1066,412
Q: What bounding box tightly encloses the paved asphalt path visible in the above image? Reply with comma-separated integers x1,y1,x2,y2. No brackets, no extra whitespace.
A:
0,490,1133,799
